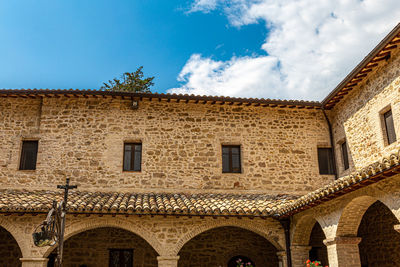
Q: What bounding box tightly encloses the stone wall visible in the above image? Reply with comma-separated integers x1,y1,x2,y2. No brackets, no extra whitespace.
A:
330,49,400,177
0,226,22,267
0,96,332,194
178,226,278,267
48,227,158,267
358,201,400,266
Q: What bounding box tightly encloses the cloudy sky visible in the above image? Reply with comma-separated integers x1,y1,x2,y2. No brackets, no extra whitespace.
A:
1,0,399,101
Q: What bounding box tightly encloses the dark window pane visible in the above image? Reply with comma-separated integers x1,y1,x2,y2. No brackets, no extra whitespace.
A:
231,146,240,155
341,142,349,170
134,144,142,171
222,149,230,173
123,145,132,171
123,143,141,171
19,141,38,170
318,148,334,175
384,110,397,145
222,145,241,173
231,154,241,172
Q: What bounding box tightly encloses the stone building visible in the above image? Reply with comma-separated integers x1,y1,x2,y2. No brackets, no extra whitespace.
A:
1,23,400,267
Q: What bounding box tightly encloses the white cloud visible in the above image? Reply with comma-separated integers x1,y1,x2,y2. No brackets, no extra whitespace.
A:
169,0,400,100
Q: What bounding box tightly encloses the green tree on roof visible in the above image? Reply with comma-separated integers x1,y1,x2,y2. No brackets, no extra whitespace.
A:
101,66,154,93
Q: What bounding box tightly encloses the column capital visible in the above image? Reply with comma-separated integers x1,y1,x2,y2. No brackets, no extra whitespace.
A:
157,255,180,267
276,250,286,257
20,258,49,267
276,251,287,267
394,224,400,233
157,256,180,260
323,236,362,246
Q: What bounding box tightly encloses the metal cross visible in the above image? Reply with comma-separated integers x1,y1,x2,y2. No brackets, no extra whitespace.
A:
55,178,77,267
57,178,77,210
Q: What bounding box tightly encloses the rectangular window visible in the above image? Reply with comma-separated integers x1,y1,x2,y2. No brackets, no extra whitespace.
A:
123,143,142,171
341,141,349,170
384,109,397,145
317,148,335,175
222,145,241,173
109,249,133,267
19,140,38,170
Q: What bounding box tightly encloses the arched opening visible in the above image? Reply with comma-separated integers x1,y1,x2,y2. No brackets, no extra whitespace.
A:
0,226,22,267
358,201,400,266
308,223,328,266
178,226,279,267
46,227,158,267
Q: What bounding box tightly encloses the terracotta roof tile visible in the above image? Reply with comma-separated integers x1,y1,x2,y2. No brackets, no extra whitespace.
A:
0,190,296,217
278,148,400,216
0,89,321,109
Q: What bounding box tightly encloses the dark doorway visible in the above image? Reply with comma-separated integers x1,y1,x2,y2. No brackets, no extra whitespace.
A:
228,255,255,267
178,226,278,267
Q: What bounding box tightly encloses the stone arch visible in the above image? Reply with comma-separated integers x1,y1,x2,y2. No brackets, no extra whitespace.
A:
42,217,163,257
291,214,323,245
336,195,381,237
0,216,28,257
357,200,400,266
173,219,284,255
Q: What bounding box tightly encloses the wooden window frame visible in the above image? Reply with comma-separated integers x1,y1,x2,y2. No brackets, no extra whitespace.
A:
222,145,242,173
19,140,39,170
123,143,142,172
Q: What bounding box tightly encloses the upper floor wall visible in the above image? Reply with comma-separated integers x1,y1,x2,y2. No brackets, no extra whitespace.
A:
329,48,400,177
0,95,332,194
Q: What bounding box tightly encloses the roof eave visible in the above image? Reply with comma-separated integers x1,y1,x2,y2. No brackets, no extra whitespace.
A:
322,22,400,109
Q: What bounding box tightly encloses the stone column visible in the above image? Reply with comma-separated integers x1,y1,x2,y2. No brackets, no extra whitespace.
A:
323,236,361,267
394,224,400,233
291,245,311,267
276,251,287,267
20,258,48,267
157,255,180,267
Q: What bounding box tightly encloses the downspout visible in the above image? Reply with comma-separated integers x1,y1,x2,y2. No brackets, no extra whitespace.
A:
322,108,338,179
280,219,292,267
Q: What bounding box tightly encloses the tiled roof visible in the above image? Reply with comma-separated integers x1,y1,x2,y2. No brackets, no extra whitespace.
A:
0,89,321,109
1,150,399,218
278,148,400,217
0,190,296,217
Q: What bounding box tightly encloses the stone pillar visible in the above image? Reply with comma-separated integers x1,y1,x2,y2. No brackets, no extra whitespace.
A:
20,258,48,267
291,245,311,267
323,236,361,267
157,255,180,267
394,224,400,233
276,251,287,267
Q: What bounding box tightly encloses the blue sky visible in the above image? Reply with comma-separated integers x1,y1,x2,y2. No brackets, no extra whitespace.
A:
1,0,399,100
0,0,266,93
